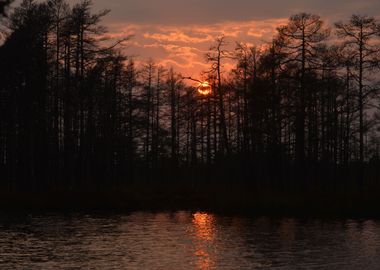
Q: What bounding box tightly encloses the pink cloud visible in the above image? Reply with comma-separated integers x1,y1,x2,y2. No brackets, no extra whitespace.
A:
103,18,287,75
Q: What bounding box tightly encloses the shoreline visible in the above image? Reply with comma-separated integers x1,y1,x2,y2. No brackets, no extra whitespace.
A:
0,187,380,219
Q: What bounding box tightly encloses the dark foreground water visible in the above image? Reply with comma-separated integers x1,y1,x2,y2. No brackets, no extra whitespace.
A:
0,212,380,269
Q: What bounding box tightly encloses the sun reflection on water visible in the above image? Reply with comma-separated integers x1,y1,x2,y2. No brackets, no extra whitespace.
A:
193,212,215,241
192,212,216,269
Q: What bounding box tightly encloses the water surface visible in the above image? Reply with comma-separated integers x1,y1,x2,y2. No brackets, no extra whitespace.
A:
0,212,379,269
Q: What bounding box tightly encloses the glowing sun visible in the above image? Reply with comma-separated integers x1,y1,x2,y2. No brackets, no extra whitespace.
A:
197,81,212,96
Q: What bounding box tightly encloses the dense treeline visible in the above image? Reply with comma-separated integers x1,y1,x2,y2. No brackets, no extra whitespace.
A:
1,0,380,190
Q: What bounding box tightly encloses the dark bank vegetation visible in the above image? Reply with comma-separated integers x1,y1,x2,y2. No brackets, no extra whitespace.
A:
1,0,380,213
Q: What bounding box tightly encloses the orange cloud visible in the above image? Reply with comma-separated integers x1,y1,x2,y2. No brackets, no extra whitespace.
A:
143,31,213,43
104,18,287,76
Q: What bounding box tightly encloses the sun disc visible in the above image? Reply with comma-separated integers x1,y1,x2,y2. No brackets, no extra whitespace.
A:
197,82,212,96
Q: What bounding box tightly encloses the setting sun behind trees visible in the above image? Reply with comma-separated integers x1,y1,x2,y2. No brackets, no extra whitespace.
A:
197,81,212,96
1,0,380,219
1,0,380,268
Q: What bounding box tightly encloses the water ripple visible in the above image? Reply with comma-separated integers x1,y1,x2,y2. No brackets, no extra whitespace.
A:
0,213,379,269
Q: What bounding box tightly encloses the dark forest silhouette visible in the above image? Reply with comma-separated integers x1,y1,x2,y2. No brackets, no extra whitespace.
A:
1,0,380,212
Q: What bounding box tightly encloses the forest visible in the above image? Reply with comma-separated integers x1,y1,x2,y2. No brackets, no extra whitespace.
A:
1,0,380,212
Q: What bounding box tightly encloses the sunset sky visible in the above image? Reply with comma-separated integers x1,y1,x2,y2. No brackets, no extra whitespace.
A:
67,0,380,76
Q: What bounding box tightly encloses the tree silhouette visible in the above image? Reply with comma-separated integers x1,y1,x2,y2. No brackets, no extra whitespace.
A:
335,15,380,164
1,1,380,203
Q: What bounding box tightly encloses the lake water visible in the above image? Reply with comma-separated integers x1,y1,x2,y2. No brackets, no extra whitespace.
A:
0,212,379,269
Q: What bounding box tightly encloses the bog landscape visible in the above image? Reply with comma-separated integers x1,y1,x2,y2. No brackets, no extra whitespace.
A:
1,0,380,269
